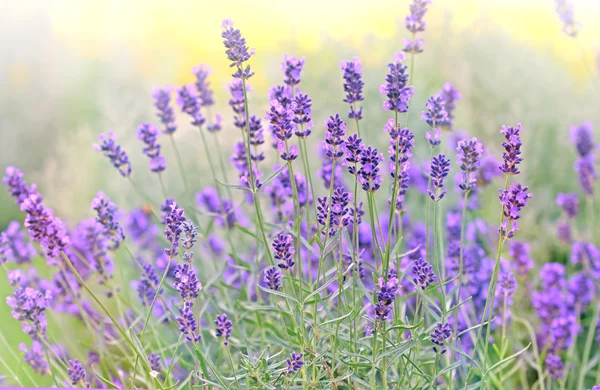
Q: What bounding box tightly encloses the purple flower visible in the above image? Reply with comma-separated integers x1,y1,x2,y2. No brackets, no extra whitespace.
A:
91,192,125,250
387,121,415,211
403,0,431,53
265,99,297,161
340,57,364,120
163,202,187,257
499,123,524,175
268,85,293,108
317,187,350,237
152,87,177,134
0,221,35,264
20,194,69,261
93,132,132,177
221,19,254,79
345,134,364,175
135,263,162,306
427,154,451,201
215,313,233,345
174,262,201,301
248,115,266,162
176,84,205,127
540,262,566,290
374,277,401,322
3,166,37,205
567,272,594,308
7,286,52,338
497,271,517,298
263,266,283,291
177,301,201,343
192,64,215,107
207,113,223,133
555,0,581,37
281,55,305,86
431,322,451,354
438,83,461,129
228,79,246,130
570,121,594,157
19,341,49,376
545,354,564,380
498,183,532,239
380,52,413,113
413,257,436,290
556,192,579,218
137,123,166,173
292,93,313,137
273,232,295,270
574,155,597,196
425,129,441,147
422,95,448,128
286,352,304,374
148,353,161,373
456,137,484,192
323,114,347,160
403,38,424,54
68,359,87,387
508,240,533,277
358,146,383,192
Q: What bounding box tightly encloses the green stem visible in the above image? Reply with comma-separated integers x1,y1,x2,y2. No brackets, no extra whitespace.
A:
577,303,599,390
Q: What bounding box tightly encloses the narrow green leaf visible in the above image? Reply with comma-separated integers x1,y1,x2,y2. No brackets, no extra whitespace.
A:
128,328,150,367
317,309,354,329
258,284,301,305
260,164,288,187
91,368,120,389
484,343,531,376
214,176,251,192
303,263,353,305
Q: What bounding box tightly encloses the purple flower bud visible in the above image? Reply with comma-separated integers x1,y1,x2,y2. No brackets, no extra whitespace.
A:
177,301,201,343
153,87,177,134
438,83,461,129
404,0,431,34
68,359,87,387
19,341,49,376
263,266,283,291
431,322,451,354
192,64,215,107
422,95,448,128
273,232,295,270
173,263,202,300
574,155,596,196
556,192,579,218
456,137,484,192
498,183,532,239
340,57,364,120
7,286,52,338
427,154,451,201
221,19,254,79
215,313,233,345
163,202,187,257
555,0,581,37
176,84,205,127
91,192,125,250
137,123,166,173
323,114,347,160
281,55,305,86
0,221,35,264
499,123,524,175
413,257,436,290
358,146,383,192
93,132,132,177
3,166,37,205
545,354,564,380
380,53,413,113
20,194,69,261
148,353,161,373
292,93,313,137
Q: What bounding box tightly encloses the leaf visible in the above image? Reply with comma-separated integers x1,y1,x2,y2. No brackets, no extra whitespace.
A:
260,164,288,187
194,348,226,388
393,243,420,259
317,310,354,329
91,368,120,389
128,328,150,368
258,284,301,305
438,360,463,377
214,176,251,192
377,337,420,362
484,343,531,376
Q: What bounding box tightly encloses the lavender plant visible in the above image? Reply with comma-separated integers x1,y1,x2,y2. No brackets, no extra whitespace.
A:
2,9,600,390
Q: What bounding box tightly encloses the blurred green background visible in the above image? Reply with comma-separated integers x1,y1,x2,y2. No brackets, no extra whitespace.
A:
1,0,599,385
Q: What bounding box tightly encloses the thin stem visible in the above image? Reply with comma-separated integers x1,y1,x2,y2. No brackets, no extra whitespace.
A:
158,173,168,199
225,346,240,390
577,303,599,390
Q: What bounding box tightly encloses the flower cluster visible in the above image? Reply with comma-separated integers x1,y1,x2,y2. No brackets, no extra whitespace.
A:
221,19,254,79
273,232,295,270
499,124,524,175
264,266,283,291
93,132,132,177
153,87,177,134
431,322,451,354
340,57,364,120
137,123,166,173
570,122,597,196
317,187,350,237
176,84,205,127
403,0,431,53
499,183,532,239
456,137,484,192
282,55,305,86
215,313,233,345
91,191,125,250
427,154,451,201
380,52,413,113
373,274,401,322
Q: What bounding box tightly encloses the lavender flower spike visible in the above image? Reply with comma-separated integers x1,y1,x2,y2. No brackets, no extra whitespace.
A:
153,87,177,134
221,19,254,79
499,123,524,175
93,132,132,177
3,166,37,205
323,114,347,160
282,55,305,86
427,154,451,201
499,183,532,239
431,322,451,354
456,137,484,192
422,94,448,128
413,257,436,290
192,64,215,107
176,84,205,127
380,52,413,113
273,232,295,270
137,123,166,173
264,266,283,291
68,359,87,387
91,191,125,250
340,57,364,121
215,313,233,345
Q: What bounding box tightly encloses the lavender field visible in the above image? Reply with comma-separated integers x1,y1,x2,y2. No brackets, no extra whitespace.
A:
1,1,600,389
